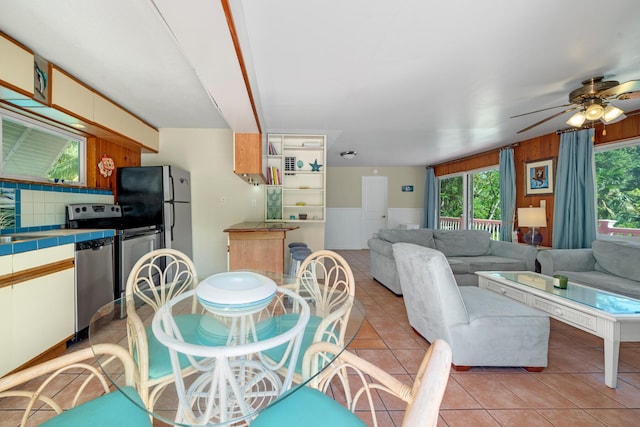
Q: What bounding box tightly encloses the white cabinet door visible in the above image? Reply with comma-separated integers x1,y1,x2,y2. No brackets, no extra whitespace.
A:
11,268,75,367
0,286,12,376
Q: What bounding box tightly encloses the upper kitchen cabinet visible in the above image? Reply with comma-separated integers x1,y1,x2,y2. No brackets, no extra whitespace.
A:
51,68,94,121
94,95,159,152
51,68,160,152
0,34,33,96
234,133,266,184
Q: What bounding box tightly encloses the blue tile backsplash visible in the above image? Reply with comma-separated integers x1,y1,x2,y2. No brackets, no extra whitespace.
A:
0,181,113,234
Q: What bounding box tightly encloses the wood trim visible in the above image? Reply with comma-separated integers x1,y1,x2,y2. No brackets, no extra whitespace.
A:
221,0,262,134
0,258,74,289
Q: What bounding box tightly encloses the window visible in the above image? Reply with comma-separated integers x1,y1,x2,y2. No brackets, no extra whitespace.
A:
439,167,501,239
594,139,640,238
1,108,85,184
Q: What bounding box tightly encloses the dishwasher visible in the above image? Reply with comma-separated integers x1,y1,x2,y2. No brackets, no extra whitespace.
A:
74,237,115,339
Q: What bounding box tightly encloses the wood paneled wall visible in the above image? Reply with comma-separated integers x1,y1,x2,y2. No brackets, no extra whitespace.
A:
86,136,141,192
433,111,640,246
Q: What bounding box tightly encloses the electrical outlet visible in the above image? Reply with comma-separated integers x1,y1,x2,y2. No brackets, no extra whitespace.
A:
540,200,546,209
220,196,225,205
251,199,257,207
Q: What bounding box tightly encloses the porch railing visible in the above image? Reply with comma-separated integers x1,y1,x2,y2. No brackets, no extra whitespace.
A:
597,220,640,238
439,217,502,240
439,218,639,240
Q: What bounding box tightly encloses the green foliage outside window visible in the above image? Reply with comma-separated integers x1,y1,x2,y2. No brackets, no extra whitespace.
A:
595,145,640,229
439,170,501,220
47,141,80,182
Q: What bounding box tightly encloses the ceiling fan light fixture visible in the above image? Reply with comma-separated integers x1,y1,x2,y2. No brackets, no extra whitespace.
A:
567,111,587,127
340,150,357,159
602,104,624,122
585,102,605,120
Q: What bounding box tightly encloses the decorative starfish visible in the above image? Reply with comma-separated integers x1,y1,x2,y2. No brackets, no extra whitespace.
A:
309,159,323,172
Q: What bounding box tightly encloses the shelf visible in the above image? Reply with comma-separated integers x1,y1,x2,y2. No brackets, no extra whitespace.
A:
283,145,324,151
282,171,324,175
265,133,326,224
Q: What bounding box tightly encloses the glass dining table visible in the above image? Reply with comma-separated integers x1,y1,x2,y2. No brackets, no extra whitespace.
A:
88,270,364,426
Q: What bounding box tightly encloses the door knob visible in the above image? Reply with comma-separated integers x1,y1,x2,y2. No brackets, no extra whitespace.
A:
382,215,386,218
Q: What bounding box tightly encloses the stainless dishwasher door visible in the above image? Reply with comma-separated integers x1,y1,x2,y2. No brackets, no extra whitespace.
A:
75,237,115,338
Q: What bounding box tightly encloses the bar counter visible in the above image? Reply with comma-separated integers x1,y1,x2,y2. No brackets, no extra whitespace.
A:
223,222,299,273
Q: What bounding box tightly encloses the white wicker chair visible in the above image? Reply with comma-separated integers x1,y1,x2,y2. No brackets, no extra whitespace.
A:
125,248,199,413
262,249,357,381
0,343,150,427
253,339,452,427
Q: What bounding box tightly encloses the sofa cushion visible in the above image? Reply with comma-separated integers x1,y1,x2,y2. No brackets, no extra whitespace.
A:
447,258,471,274
556,270,640,299
378,228,435,248
433,230,491,256
592,240,640,282
466,256,527,272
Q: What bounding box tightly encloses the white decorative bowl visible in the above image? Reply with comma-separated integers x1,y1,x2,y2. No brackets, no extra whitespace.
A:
196,271,277,314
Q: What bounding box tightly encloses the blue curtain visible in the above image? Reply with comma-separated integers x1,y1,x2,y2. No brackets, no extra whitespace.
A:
552,129,597,248
499,148,516,241
423,167,438,229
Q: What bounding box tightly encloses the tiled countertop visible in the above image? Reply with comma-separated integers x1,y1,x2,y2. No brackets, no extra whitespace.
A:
0,229,116,256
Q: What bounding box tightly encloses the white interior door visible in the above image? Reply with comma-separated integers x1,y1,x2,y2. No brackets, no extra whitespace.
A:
362,176,388,248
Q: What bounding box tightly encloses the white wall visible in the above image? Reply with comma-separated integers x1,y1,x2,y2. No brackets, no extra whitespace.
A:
142,128,265,278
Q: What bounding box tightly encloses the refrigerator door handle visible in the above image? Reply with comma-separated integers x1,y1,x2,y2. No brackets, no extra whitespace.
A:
170,201,176,241
168,172,175,201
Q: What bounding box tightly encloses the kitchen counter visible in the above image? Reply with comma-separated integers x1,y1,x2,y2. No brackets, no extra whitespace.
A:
224,222,299,274
223,222,299,232
0,228,115,256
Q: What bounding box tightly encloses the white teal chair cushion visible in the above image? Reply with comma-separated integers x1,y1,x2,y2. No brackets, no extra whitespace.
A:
253,339,452,427
142,313,201,379
251,386,366,427
40,386,151,427
257,313,323,374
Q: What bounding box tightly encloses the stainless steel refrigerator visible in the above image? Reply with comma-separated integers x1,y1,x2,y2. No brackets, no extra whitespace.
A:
116,165,193,258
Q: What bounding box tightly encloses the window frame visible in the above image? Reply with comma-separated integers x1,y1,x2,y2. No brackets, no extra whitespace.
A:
594,137,640,242
0,107,86,185
438,164,500,231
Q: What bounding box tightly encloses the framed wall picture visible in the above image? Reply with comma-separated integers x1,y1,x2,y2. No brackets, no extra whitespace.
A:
525,158,554,195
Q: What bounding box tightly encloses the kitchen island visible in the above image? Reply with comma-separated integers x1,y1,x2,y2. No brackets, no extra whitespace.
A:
224,222,299,274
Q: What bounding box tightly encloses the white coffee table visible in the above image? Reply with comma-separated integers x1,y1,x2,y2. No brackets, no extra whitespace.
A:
476,271,640,388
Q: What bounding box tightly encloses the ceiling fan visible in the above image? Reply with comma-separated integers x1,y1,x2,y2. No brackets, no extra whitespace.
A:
512,76,640,134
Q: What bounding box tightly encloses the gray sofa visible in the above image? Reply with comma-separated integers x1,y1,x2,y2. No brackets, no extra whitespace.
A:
368,228,538,294
537,239,640,299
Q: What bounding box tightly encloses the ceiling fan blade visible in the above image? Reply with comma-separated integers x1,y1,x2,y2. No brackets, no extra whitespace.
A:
510,103,574,118
516,107,578,134
598,80,640,99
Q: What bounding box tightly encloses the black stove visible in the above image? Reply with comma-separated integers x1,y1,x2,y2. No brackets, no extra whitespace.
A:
66,203,160,234
66,203,125,230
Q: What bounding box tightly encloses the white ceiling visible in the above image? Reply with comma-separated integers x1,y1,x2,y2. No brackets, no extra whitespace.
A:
2,0,640,167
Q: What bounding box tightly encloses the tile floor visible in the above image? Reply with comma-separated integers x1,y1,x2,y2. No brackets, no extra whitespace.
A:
4,249,640,426
337,250,640,426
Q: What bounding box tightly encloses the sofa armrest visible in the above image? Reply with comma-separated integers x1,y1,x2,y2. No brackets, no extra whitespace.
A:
490,240,538,271
536,249,595,276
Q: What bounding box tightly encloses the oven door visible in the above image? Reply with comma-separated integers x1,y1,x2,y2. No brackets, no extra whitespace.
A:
117,228,163,301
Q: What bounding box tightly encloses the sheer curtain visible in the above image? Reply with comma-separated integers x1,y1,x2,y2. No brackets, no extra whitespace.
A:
552,129,597,248
499,147,516,241
423,167,438,229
